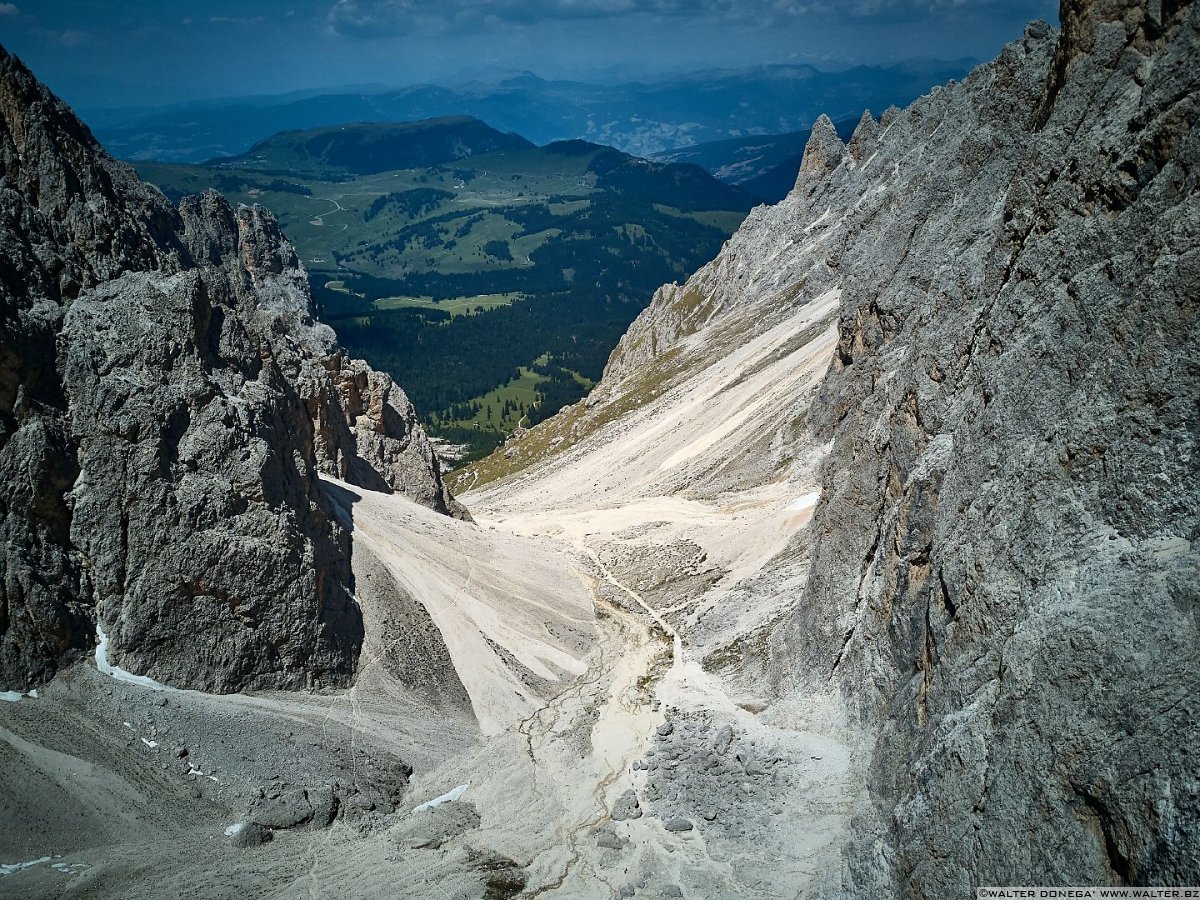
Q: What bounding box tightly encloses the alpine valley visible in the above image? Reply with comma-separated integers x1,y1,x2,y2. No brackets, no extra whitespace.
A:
134,119,757,462
0,2,1196,899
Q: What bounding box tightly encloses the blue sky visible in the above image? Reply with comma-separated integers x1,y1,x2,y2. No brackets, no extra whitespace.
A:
1,0,1059,109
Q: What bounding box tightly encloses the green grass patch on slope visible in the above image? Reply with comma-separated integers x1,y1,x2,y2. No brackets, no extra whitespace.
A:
373,292,520,317
431,366,547,433
450,345,687,492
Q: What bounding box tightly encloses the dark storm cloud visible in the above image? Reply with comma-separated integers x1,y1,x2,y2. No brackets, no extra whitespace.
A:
1,0,1058,109
327,0,702,37
327,0,1052,37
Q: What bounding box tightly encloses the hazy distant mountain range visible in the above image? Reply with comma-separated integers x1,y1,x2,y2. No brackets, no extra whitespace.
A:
92,62,976,164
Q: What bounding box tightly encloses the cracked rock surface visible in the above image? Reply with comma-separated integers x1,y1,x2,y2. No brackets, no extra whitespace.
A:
516,0,1199,890
770,2,1199,892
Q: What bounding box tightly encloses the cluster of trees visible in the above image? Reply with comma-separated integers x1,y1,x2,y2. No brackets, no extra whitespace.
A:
315,192,738,460
429,424,505,459
587,149,754,212
498,397,531,419
335,195,731,301
482,240,513,261
441,399,483,421
524,368,588,428
334,291,619,413
363,188,454,222
154,173,312,206
210,173,311,195
308,275,372,320
347,206,489,262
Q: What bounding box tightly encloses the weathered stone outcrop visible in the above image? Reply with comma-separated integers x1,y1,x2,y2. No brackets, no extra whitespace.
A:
60,267,361,692
0,46,188,690
308,354,468,518
846,110,879,164
795,113,845,185
0,45,461,691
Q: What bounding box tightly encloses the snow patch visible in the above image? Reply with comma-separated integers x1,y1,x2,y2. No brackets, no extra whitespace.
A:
0,856,53,876
140,738,158,749
224,822,245,837
49,861,87,875
413,784,468,812
95,624,166,691
0,691,22,703
787,492,821,512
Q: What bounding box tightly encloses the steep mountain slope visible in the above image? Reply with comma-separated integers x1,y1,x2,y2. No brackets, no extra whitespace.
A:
789,3,1200,890
0,45,461,694
457,0,1199,891
1,1,1195,896
0,48,609,893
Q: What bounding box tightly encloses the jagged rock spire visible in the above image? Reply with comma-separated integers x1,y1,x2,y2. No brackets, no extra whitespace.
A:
847,110,880,164
797,114,844,182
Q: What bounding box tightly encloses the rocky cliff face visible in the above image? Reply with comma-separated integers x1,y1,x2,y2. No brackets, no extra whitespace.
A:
308,353,468,517
0,46,461,692
779,3,1198,891
480,0,1198,890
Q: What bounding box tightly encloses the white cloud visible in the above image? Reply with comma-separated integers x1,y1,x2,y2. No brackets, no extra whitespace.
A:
54,29,91,47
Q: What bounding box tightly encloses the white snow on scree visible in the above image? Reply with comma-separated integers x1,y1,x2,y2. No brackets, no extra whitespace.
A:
413,784,469,812
95,624,166,691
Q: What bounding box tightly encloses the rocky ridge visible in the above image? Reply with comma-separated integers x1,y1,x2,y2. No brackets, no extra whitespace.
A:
0,45,461,693
461,0,1198,890
771,3,1199,891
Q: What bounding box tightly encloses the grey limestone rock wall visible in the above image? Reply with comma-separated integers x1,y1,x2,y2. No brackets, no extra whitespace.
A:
61,267,361,692
0,45,462,691
795,113,845,184
766,1,1198,892
0,45,189,690
308,353,468,518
